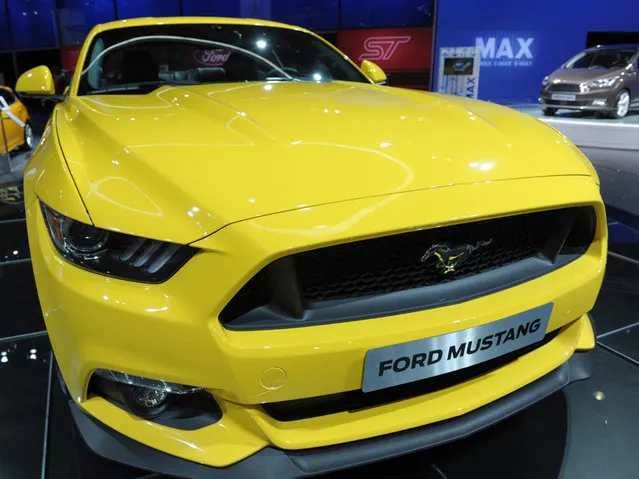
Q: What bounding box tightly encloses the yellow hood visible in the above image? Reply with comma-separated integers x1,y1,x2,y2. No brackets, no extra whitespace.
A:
55,81,592,244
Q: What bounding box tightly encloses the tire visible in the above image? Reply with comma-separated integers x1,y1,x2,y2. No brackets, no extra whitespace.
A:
542,107,557,116
610,90,630,119
21,121,34,151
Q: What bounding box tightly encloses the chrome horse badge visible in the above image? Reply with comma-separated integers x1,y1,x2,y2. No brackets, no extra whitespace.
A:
420,239,494,274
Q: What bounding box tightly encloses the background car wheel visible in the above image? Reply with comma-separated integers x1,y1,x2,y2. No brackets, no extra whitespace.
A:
22,121,34,151
610,90,630,119
542,107,557,116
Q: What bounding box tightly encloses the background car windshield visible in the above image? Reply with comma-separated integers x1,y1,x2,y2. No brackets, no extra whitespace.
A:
78,24,369,94
0,88,15,105
566,49,637,69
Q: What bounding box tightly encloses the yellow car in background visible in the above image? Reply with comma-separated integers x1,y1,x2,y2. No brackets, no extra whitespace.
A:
0,86,32,154
17,17,605,478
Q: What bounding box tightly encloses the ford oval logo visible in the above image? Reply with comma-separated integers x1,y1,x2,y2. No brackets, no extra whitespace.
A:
194,49,232,67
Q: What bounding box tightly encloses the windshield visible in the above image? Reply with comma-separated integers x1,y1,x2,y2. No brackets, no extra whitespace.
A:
565,48,638,69
77,24,369,95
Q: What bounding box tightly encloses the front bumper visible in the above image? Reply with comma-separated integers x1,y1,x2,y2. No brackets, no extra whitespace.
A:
70,345,594,478
27,175,606,468
540,88,618,111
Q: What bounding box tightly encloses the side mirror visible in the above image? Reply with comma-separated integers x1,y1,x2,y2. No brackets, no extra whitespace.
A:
360,60,387,85
16,65,55,96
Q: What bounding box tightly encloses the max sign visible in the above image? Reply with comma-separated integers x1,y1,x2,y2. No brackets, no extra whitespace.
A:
475,36,535,67
338,27,432,71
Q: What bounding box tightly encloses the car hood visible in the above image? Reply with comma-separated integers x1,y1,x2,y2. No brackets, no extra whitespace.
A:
56,81,592,244
547,67,625,83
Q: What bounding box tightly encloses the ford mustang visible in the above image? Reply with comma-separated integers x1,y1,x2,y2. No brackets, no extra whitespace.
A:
17,17,606,478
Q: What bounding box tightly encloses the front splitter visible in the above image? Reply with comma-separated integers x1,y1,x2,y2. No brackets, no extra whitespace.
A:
70,346,594,479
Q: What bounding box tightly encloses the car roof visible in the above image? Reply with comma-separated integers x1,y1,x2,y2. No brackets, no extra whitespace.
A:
585,44,639,52
92,16,309,35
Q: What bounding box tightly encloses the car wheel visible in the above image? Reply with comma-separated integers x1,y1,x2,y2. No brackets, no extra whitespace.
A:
22,121,34,151
542,107,557,116
610,90,630,119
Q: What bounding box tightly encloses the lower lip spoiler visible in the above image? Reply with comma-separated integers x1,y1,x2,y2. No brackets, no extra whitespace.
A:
68,330,594,479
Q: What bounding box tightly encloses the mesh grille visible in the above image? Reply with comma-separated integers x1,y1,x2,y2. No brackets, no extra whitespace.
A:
545,99,590,107
547,83,581,93
295,213,545,302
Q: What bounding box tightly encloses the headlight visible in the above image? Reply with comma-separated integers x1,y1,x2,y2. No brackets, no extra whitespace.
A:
542,75,550,86
588,76,620,88
41,202,197,282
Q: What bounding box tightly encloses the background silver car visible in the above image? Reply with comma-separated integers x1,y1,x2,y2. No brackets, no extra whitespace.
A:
540,44,639,119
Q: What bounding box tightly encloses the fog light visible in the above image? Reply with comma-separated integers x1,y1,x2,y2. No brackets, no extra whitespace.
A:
592,99,607,106
91,369,203,419
133,387,168,408
88,369,223,427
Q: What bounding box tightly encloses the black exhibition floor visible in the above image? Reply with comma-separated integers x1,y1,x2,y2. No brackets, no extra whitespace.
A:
2,114,639,478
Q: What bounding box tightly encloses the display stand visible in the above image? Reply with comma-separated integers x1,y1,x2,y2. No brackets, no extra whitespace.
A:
545,118,639,228
516,106,639,225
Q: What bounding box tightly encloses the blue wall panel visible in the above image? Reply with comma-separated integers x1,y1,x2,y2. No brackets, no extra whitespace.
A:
181,0,247,18
57,0,116,45
341,0,434,29
0,0,11,51
7,0,58,49
259,0,338,31
435,0,639,104
117,0,180,20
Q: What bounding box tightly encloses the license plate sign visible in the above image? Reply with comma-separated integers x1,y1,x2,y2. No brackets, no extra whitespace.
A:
362,304,553,392
551,93,576,101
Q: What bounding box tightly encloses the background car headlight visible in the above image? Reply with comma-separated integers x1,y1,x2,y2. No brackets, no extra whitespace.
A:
41,202,197,282
588,76,620,88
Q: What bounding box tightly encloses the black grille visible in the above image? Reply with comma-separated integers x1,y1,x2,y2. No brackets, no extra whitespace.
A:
220,207,596,330
296,215,543,302
547,83,581,93
263,329,560,422
545,99,590,107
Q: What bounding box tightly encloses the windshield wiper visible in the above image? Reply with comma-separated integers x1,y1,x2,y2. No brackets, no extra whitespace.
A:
264,76,297,82
87,80,199,95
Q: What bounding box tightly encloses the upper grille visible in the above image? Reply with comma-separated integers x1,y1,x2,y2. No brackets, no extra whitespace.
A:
220,207,596,330
296,214,542,302
547,83,581,93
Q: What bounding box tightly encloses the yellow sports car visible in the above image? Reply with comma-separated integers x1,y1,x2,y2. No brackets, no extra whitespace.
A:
18,17,605,477
0,85,33,153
